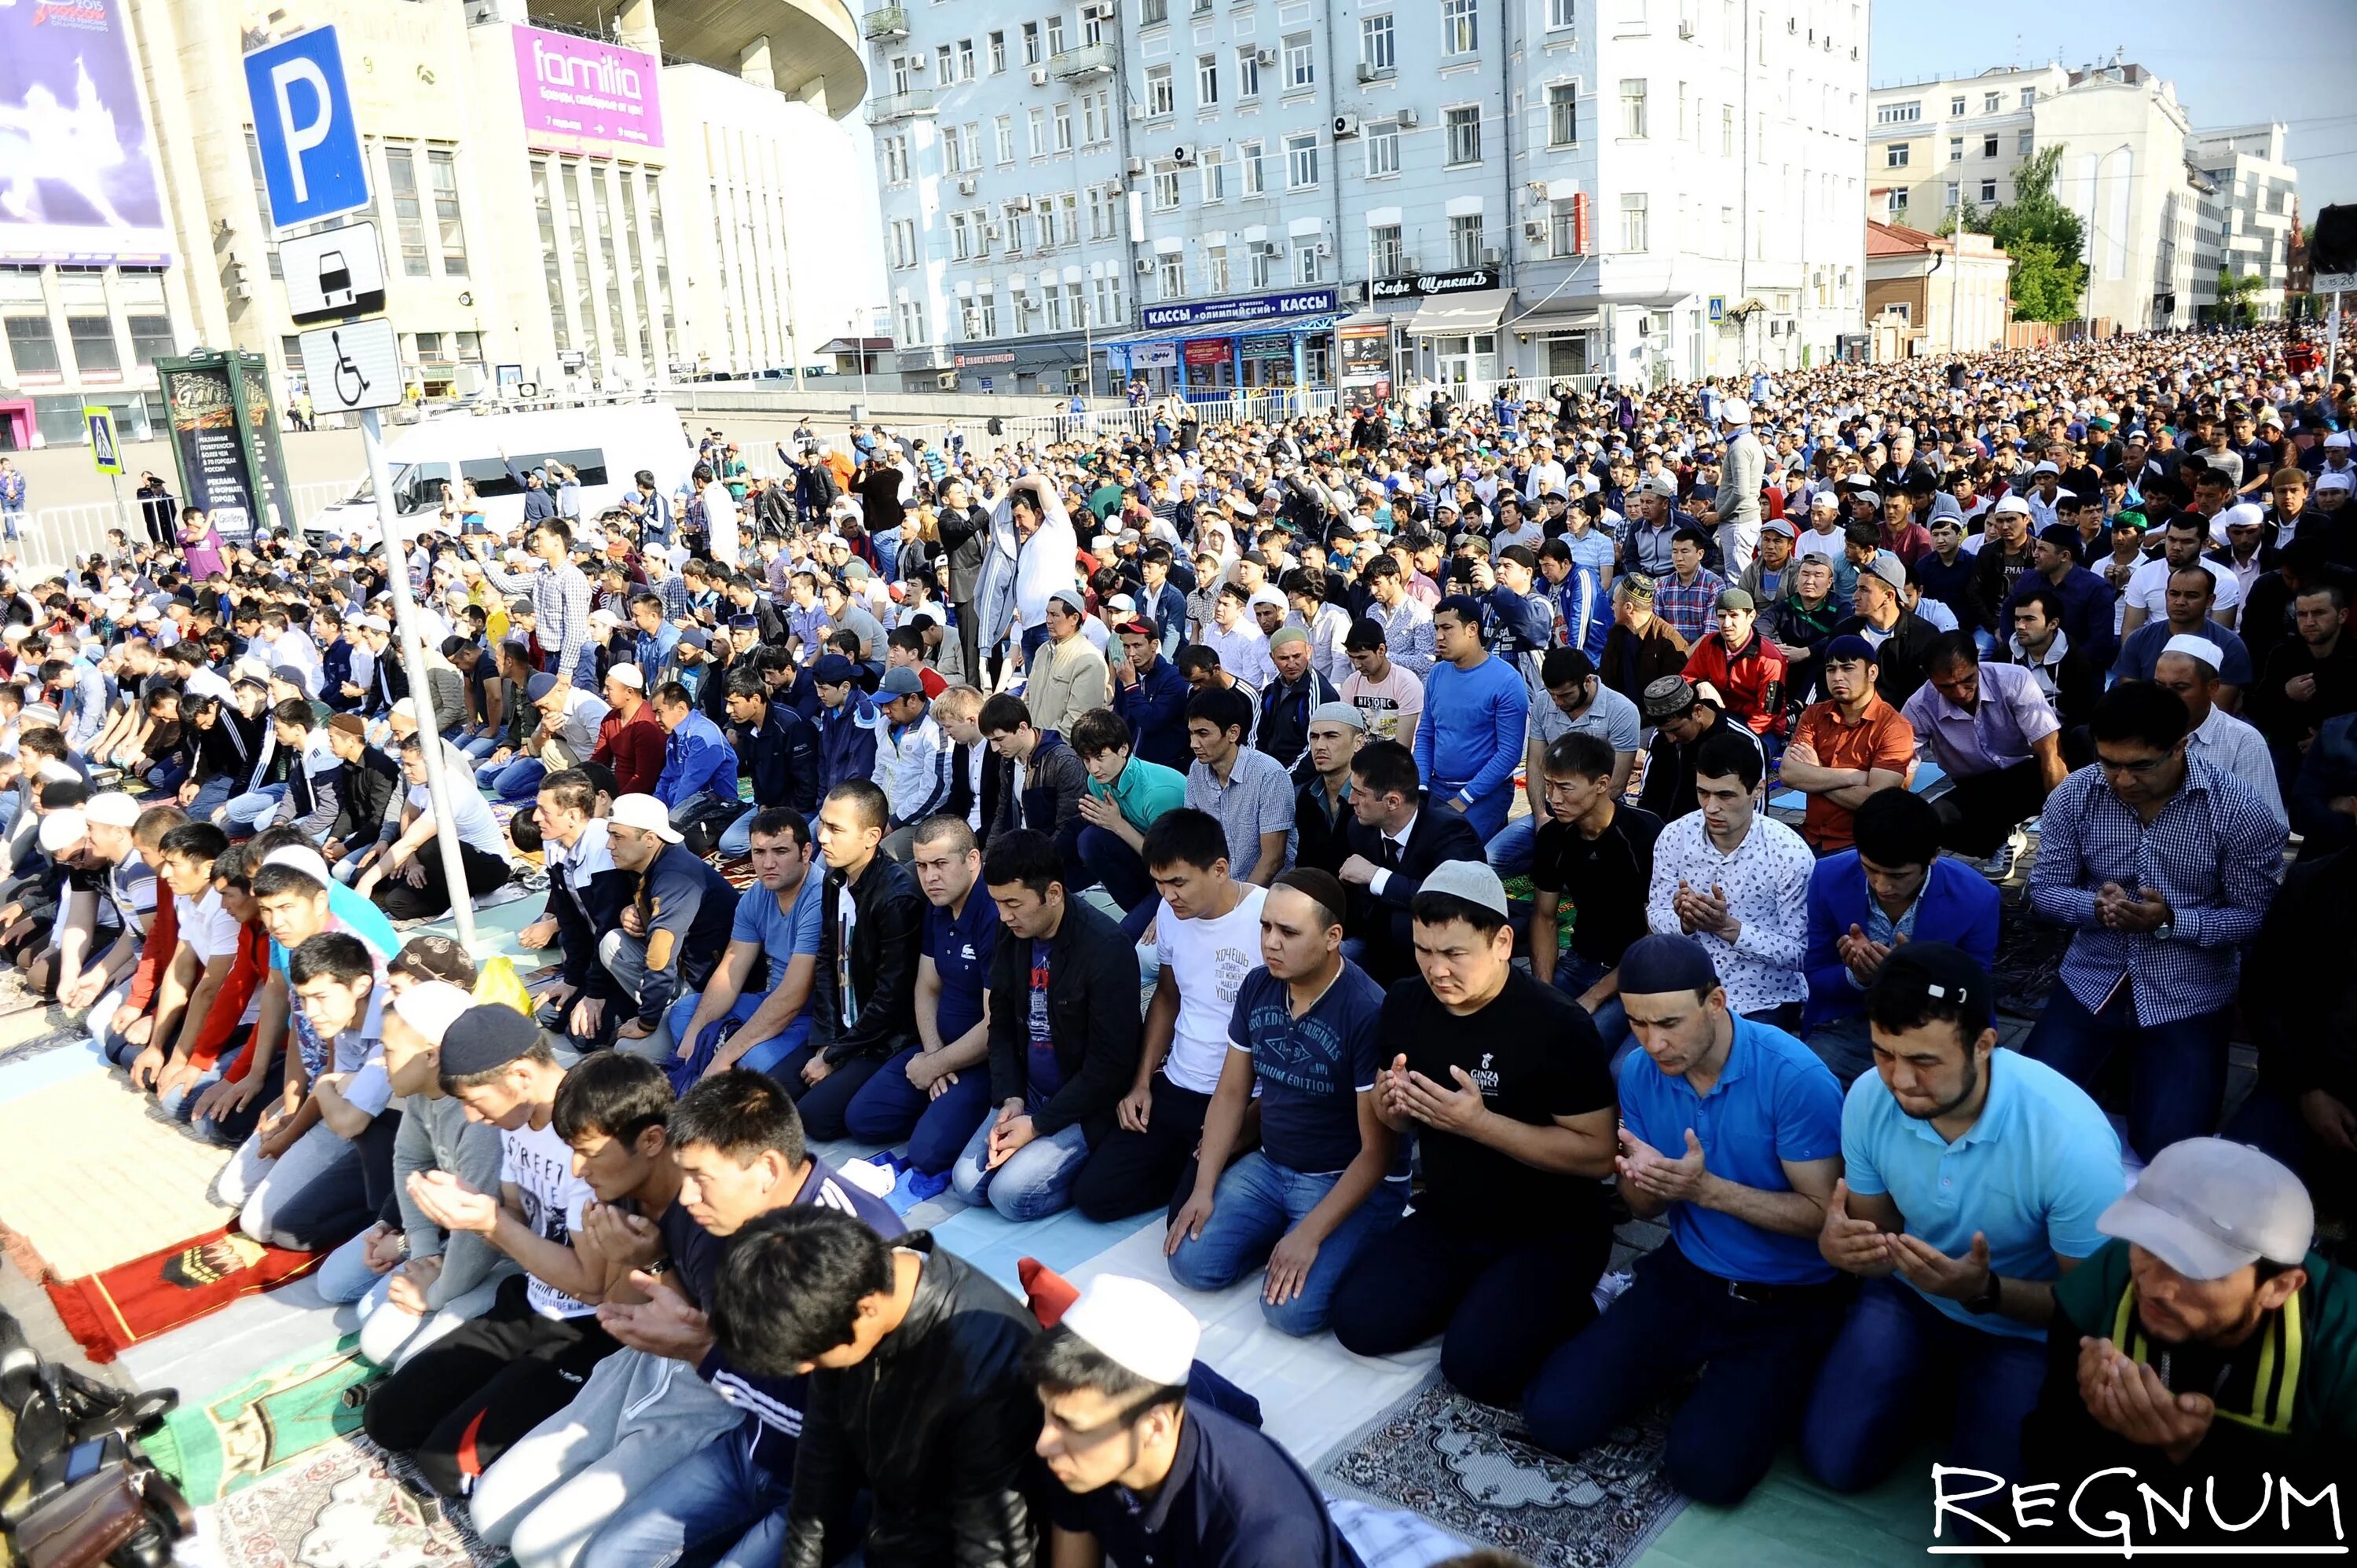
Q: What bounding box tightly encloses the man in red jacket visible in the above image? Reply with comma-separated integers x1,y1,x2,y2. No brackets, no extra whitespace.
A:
1682,588,1791,743
591,665,666,797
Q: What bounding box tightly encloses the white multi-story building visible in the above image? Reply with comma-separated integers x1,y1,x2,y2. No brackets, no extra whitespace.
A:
2188,123,2297,319
863,0,1870,397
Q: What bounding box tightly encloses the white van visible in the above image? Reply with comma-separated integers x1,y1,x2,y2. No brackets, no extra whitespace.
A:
303,401,697,542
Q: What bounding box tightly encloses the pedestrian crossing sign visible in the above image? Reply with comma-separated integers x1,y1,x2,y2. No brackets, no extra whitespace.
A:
84,406,123,474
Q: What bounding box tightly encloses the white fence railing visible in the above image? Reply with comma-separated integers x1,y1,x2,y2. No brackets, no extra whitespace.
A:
14,476,365,575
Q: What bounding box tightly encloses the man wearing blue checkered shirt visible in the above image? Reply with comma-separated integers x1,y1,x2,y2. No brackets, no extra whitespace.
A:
2024,682,2282,1162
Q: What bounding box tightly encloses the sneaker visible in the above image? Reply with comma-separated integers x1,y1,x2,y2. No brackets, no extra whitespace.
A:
1590,1269,1637,1313
1981,829,2027,881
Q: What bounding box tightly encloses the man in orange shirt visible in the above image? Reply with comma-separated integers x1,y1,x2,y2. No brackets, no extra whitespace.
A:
1774,635,1915,854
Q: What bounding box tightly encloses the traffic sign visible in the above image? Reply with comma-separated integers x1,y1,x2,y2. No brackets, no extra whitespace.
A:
280,221,387,325
84,407,122,474
244,27,371,230
2317,273,2357,295
299,319,402,413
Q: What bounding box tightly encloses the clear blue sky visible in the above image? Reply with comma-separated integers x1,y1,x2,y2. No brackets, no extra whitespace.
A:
1871,0,2357,213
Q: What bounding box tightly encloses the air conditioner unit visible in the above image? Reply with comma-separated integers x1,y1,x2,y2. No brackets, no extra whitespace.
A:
984,222,1003,238
909,54,926,69
1332,112,1361,137
1172,143,1196,165
1398,255,1420,272
1395,106,1419,127
1125,156,1146,177
1525,220,1548,241
1479,245,1502,265
1677,18,1694,36
1029,67,1049,86
958,176,977,195
1021,294,1041,310
1356,63,1389,83
1135,257,1156,274
1127,102,1147,122
1314,240,1332,257
1009,195,1033,211
1255,47,1277,66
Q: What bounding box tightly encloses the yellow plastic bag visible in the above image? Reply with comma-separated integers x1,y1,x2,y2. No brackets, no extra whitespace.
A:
472,954,535,1019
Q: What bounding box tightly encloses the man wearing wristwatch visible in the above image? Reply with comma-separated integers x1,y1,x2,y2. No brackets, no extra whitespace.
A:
1797,943,2125,1497
2019,682,2284,1162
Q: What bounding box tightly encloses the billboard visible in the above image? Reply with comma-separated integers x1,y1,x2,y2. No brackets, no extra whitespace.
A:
0,0,173,265
513,24,664,153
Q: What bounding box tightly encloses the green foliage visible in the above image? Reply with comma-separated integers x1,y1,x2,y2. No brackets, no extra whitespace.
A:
1934,201,1984,238
2214,268,2264,326
1986,146,2088,322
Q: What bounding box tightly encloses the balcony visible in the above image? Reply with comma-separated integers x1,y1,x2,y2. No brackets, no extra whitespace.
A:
865,87,939,124
1050,40,1117,80
862,5,908,39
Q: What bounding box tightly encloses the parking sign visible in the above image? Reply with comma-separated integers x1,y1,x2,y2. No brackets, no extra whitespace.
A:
243,27,371,230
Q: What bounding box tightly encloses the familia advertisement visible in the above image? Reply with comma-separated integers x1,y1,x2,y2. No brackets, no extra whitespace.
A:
513,23,665,154
0,0,174,265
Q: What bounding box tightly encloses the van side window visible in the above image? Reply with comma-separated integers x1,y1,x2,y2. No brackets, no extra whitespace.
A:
479,448,610,497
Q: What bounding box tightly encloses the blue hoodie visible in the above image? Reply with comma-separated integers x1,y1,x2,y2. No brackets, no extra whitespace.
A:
816,690,886,795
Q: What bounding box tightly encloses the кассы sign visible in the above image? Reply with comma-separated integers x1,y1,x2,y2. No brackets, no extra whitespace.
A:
1371,267,1501,302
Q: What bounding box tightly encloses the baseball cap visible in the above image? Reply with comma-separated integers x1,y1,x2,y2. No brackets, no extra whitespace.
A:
811,654,858,686
2096,1138,2313,1280
608,792,683,844
1992,494,2033,517
436,1002,545,1078
1059,1276,1198,1388
1761,518,1798,539
877,666,927,698
1416,858,1508,919
1863,554,1908,590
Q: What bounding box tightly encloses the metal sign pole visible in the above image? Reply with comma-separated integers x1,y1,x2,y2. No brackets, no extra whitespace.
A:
106,470,129,547
2331,291,2344,397
359,405,478,954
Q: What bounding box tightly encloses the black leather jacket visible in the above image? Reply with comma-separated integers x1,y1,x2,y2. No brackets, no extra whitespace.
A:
783,1233,1044,1568
811,854,926,1066
986,895,1141,1145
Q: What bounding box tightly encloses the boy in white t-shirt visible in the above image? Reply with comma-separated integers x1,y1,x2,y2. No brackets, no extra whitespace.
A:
1072,806,1266,1223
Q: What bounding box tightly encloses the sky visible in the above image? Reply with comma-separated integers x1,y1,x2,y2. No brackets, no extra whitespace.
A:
1870,0,2357,213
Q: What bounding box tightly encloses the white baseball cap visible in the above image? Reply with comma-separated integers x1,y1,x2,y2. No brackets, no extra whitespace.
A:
2097,1138,2312,1280
608,793,682,844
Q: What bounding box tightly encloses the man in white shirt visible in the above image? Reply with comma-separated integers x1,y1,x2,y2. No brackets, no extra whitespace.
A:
2121,513,2242,636
1071,806,1267,1224
1644,727,1813,1026
2151,636,2286,828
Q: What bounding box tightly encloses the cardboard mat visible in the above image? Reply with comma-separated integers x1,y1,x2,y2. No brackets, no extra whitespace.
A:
0,1068,236,1281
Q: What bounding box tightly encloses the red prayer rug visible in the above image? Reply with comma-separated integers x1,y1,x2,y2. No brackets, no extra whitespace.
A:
42,1225,324,1363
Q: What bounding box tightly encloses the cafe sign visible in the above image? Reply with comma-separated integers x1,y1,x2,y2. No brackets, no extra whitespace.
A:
1370,266,1501,303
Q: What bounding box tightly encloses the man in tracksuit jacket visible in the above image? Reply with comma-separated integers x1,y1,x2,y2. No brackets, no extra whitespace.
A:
869,669,954,857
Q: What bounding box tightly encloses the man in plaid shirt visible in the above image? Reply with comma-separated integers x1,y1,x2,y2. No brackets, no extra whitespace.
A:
1652,527,1727,647
469,521,596,691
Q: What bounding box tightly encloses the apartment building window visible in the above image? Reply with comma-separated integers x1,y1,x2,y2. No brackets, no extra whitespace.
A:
1948,136,1963,162
1887,189,1908,220
2019,86,2035,108
1677,80,1688,141
974,209,994,259
1550,196,1578,255
1292,240,1322,284
1200,148,1225,200
1369,223,1402,274
532,159,570,350
427,148,468,277
1250,243,1275,287
888,54,915,93
1143,0,1169,23
1022,22,1040,64
1027,108,1047,157
1442,0,1478,53
384,145,429,276
1885,142,1909,168
645,171,676,358
1948,94,1964,115
1047,16,1064,52
1006,208,1028,250
1365,122,1399,175
882,134,911,183
559,163,599,361
1083,90,1111,144
65,314,117,377
1240,140,1265,194
958,38,976,78
1945,180,1959,209
897,301,926,345
3,314,57,377
1979,178,1997,203
1875,99,1919,125
1620,79,1647,137
1362,14,1394,71
1285,132,1319,188
1449,212,1483,267
1147,65,1175,116
1982,90,2000,112
1042,284,1065,331
1237,47,1260,97
1039,196,1062,247
1087,185,1116,237
936,46,954,80
1159,253,1186,300
950,212,972,260
1060,192,1080,244
1721,103,1733,155
1548,0,1575,27
944,130,966,174
1284,34,1314,89
1446,106,1481,166
990,31,1006,71
1054,103,1074,151
888,218,918,268
2017,129,2033,156
1094,273,1125,326
1065,281,1088,327
1618,192,1648,251
1197,54,1218,104
1205,244,1230,292
1153,163,1180,208
980,295,999,336
128,313,174,368
958,299,981,340
1981,133,1997,158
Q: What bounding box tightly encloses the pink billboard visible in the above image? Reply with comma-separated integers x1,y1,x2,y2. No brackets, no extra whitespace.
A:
512,24,664,152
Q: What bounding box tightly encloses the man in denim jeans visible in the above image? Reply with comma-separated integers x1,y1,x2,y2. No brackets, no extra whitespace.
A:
953,828,1140,1220
1165,869,1403,1336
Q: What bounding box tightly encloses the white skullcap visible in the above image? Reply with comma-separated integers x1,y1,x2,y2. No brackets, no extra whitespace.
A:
2161,634,2226,670
84,792,141,828
389,698,418,720
392,980,475,1046
37,809,87,855
1059,1275,1199,1388
2319,471,2354,495
261,844,334,889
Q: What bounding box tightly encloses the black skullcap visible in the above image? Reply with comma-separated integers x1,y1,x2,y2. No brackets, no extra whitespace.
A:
436,1003,542,1076
1616,933,1722,996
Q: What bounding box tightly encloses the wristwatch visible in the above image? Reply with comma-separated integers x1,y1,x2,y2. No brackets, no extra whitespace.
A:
1963,1271,2003,1315
2154,919,2175,942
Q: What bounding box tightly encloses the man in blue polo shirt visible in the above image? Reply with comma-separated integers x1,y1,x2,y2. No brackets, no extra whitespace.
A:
1798,943,2121,1495
841,814,999,1174
1165,869,1402,1338
666,808,823,1086
1523,933,1845,1506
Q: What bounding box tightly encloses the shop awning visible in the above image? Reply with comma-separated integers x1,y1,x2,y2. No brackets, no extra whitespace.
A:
1405,289,1511,335
1099,313,1336,346
1506,307,1602,332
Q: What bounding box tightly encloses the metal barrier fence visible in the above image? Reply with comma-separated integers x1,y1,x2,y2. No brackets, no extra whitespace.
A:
16,476,363,574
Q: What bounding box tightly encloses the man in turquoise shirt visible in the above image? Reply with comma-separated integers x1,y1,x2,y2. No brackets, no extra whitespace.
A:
1801,942,2121,1495
1070,707,1186,940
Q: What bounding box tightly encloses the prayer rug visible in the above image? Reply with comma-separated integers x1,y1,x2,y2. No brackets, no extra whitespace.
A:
200,1434,501,1568
42,1224,325,1363
0,1068,236,1283
144,1339,374,1505
1322,1381,1687,1568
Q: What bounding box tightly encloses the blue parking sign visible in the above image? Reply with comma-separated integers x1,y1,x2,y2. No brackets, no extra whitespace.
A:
243,27,370,230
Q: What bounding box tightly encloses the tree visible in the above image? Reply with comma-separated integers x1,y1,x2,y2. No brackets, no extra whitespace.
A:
1934,201,1985,239
1986,145,2088,323
2214,268,2264,326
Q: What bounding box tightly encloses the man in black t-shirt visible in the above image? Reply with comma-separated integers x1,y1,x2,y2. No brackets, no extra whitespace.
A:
1329,859,1619,1409
1530,731,1662,1068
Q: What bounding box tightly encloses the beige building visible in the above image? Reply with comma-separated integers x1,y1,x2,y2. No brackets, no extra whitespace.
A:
1863,219,2008,358
0,0,871,451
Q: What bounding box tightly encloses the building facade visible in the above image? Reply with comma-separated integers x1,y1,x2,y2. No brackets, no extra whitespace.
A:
1862,219,2007,358
2187,123,2297,321
0,0,874,451
864,0,1870,398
